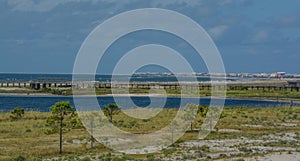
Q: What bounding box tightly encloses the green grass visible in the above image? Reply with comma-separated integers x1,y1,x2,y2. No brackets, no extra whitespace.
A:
98,87,300,99
0,106,299,160
0,112,93,160
2,86,300,100
0,87,72,95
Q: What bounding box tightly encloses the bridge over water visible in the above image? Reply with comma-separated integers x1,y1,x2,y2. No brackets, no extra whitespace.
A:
1,79,300,91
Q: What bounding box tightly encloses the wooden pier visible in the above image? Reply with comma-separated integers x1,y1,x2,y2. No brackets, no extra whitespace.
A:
1,80,300,92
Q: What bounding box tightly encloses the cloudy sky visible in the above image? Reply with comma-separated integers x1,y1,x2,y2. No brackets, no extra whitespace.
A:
0,0,299,74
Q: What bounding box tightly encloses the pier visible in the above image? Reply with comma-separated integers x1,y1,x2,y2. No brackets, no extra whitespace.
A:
0,80,300,92
0,78,71,90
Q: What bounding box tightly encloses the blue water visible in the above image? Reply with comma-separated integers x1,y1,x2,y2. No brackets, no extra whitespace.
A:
0,95,294,112
0,73,294,112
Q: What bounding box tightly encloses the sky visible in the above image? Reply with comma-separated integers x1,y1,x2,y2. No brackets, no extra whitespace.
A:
0,0,300,74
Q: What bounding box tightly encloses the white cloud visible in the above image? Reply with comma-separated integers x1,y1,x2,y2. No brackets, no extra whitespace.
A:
275,13,300,28
208,25,228,39
16,40,24,45
218,0,233,6
151,0,202,7
7,0,75,12
6,0,132,12
244,48,257,55
251,30,268,43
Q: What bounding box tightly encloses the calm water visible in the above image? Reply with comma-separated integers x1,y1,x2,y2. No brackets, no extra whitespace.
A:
0,73,293,112
0,95,294,112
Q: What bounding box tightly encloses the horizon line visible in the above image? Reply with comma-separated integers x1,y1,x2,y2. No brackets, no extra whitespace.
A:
0,71,297,75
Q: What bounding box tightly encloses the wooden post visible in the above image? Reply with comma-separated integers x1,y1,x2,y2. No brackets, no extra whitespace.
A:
36,83,40,90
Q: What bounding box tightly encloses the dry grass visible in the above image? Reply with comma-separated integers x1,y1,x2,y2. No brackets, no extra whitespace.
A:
0,106,299,160
0,112,92,160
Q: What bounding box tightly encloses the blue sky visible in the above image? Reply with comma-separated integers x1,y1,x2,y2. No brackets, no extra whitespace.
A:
0,0,299,74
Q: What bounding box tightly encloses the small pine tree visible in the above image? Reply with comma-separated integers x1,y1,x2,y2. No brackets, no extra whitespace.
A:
45,101,74,154
103,103,121,122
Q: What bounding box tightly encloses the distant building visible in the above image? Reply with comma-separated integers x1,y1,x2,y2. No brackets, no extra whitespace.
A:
276,72,286,78
227,73,238,77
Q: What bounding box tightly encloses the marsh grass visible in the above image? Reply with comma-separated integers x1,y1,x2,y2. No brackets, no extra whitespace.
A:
96,87,300,99
112,108,177,133
3,86,300,99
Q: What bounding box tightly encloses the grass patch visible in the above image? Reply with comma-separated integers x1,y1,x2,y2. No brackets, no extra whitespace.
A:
0,106,299,160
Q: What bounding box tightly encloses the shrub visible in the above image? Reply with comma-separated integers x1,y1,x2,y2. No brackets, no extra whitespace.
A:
32,157,42,161
219,153,227,158
163,148,176,156
79,157,91,161
10,107,25,120
199,145,210,152
10,156,26,161
235,159,245,161
25,129,32,133
146,154,155,161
